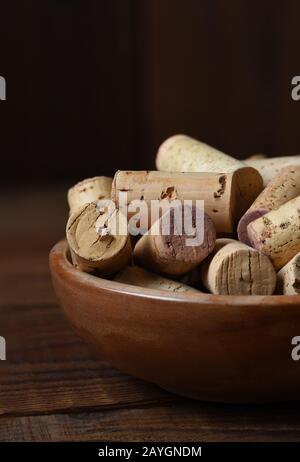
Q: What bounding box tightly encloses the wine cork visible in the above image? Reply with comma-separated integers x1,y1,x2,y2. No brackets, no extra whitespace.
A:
133,205,216,277
247,196,300,270
66,202,131,275
112,170,262,234
200,239,276,295
245,156,300,187
115,266,200,293
276,252,300,295
68,176,112,214
156,134,246,173
238,165,300,246
155,134,263,205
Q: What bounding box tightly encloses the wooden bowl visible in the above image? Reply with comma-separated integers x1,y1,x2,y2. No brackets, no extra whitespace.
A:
49,240,300,403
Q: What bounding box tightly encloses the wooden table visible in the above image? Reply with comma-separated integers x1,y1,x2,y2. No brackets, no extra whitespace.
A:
1,186,300,442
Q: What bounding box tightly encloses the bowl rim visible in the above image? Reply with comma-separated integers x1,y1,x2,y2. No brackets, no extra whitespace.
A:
50,240,300,306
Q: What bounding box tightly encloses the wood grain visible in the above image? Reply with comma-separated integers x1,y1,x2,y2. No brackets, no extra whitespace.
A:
0,302,173,417
1,402,300,442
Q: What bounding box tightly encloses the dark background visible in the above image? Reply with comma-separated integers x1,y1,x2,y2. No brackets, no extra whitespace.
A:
1,0,300,183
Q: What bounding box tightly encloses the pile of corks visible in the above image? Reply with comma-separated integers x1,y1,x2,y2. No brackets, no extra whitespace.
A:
66,135,300,296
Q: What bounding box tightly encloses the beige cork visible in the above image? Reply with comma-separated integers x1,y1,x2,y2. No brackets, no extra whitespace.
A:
276,252,300,295
200,238,276,295
68,176,112,214
66,202,131,275
238,165,300,246
133,205,216,277
247,196,300,270
245,156,300,187
115,265,200,293
155,134,263,204
112,169,262,234
156,134,247,173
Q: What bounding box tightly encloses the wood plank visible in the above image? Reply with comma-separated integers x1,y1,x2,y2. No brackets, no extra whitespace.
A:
0,302,173,417
1,402,300,442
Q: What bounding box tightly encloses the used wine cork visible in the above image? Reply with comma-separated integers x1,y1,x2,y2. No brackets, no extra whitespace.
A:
238,165,300,246
115,266,200,293
200,238,276,295
68,176,112,214
245,156,300,187
247,196,300,270
155,134,263,204
112,170,262,233
276,252,300,295
66,202,131,275
133,205,216,277
156,134,246,173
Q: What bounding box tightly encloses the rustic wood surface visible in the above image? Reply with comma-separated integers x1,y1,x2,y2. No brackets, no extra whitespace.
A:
1,186,300,442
